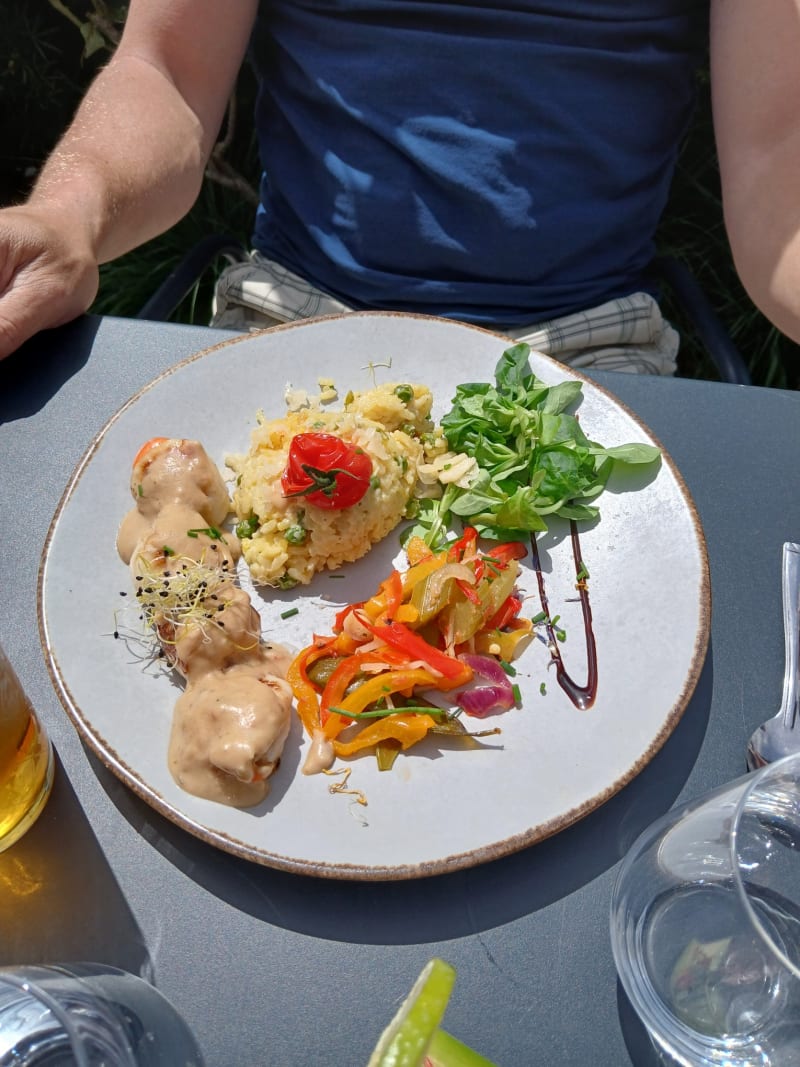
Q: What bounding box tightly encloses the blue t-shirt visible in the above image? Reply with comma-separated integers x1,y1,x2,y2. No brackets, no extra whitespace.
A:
249,0,707,327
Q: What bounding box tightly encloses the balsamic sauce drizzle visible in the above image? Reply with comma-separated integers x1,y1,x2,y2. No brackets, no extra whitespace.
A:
530,521,598,709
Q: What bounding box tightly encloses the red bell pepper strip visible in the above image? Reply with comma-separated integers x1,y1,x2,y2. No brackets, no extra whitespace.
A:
484,541,528,565
364,619,473,685
447,526,478,563
486,594,524,632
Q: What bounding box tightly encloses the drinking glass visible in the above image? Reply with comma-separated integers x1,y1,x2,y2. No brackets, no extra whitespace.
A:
0,643,54,853
0,963,204,1065
610,753,800,1067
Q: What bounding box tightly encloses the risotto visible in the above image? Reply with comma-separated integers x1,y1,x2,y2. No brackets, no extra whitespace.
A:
228,382,438,587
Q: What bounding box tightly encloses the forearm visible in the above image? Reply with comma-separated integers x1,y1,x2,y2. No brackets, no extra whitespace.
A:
718,134,800,345
28,52,210,265
711,0,800,344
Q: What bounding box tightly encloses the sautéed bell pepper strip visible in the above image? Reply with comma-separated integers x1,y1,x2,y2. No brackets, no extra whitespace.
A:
333,667,448,716
484,541,528,565
319,653,375,737
286,639,338,736
447,526,478,563
364,619,473,685
486,594,524,632
332,713,439,758
360,569,404,623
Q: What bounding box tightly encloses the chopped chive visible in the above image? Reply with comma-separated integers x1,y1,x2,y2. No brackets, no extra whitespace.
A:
328,573,346,579
280,607,299,620
512,683,522,705
531,611,548,623
163,546,175,557
500,659,516,676
327,705,447,720
540,682,547,696
576,562,590,581
187,526,224,541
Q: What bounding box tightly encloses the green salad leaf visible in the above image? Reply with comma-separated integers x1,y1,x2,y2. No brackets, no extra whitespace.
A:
405,343,661,548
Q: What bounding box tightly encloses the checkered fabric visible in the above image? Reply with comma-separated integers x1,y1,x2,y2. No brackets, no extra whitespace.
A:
212,251,678,375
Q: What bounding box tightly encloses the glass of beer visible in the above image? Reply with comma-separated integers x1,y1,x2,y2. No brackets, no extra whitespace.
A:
0,642,54,852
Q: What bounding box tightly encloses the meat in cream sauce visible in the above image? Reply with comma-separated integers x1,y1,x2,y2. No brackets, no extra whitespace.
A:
117,438,293,808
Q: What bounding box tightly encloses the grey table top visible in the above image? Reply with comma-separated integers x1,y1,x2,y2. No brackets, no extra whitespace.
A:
1,313,799,1066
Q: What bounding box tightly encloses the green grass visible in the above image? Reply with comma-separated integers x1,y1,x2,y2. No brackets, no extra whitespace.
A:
91,175,255,325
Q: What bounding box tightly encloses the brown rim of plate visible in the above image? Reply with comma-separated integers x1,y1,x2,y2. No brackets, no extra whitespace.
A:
36,310,711,882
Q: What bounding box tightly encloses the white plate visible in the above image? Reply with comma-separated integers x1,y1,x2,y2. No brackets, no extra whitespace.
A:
39,312,709,880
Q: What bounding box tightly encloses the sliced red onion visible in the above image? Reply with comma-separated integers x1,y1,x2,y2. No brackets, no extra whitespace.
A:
455,653,515,718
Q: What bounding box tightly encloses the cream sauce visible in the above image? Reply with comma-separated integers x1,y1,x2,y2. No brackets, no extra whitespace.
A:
119,437,295,808
131,438,231,523
170,584,263,680
118,503,241,568
302,728,336,776
169,661,292,807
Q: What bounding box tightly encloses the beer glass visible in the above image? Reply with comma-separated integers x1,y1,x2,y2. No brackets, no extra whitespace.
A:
0,643,54,853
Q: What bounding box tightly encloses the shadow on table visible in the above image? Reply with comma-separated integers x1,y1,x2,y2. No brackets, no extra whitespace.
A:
0,316,99,423
0,752,149,977
94,649,714,946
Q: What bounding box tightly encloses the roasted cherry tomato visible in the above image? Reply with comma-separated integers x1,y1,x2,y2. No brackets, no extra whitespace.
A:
281,432,373,509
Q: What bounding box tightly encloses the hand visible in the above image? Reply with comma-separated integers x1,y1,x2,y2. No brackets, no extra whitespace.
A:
0,205,99,361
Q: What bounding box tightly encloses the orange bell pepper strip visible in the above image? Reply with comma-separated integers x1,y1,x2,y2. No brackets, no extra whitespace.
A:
361,570,403,622
405,535,435,566
332,713,438,758
285,638,336,736
334,667,443,716
364,619,473,686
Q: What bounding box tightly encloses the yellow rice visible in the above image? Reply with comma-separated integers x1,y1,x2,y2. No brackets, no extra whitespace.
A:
228,383,436,588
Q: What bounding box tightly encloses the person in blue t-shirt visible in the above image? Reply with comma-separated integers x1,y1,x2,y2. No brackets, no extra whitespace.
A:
0,1,797,370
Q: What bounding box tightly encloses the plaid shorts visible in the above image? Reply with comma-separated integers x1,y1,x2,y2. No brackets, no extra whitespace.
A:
212,251,679,375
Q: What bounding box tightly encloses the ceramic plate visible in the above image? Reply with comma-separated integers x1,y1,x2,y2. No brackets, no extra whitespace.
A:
39,312,709,880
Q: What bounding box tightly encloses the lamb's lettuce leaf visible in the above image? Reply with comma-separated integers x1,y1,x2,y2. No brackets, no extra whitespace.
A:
404,343,660,549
